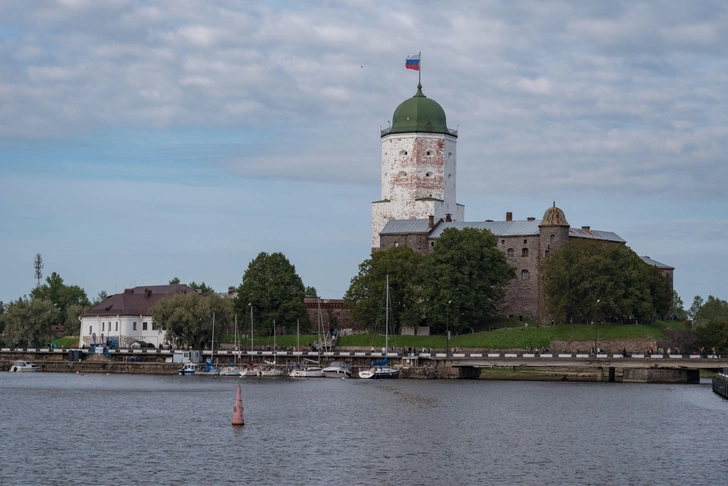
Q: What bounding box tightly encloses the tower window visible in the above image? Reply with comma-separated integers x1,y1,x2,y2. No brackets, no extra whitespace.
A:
426,150,432,156
522,248,529,257
545,250,550,257
521,270,530,280
399,171,407,177
523,239,528,244
501,240,505,245
448,152,453,160
425,171,432,177
550,234,555,243
399,150,408,156
507,248,515,257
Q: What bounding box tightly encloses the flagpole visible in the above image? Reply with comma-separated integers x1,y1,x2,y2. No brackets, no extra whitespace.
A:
418,51,421,85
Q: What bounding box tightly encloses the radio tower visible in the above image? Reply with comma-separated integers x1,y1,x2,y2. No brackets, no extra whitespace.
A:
34,253,44,288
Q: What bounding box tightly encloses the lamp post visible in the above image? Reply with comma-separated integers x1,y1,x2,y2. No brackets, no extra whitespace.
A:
446,300,452,356
594,299,600,355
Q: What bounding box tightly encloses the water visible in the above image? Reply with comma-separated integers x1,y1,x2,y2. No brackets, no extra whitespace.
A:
1,373,727,485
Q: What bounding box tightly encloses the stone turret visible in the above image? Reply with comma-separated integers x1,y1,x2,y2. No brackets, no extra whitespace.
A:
539,202,570,258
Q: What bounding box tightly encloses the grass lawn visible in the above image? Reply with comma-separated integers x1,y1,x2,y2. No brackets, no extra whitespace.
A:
53,337,79,348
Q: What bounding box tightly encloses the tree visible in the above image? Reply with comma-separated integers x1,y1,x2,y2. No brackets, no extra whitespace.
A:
169,277,181,285
150,292,234,348
91,290,108,307
65,303,89,336
542,239,669,324
30,272,90,326
304,286,318,298
672,290,687,320
416,228,514,333
695,295,728,328
694,320,728,353
344,246,425,331
4,297,54,347
688,295,704,323
235,252,309,334
189,281,215,294
0,301,6,334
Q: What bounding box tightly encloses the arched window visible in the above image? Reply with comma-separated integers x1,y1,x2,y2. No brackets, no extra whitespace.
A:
507,248,515,257
550,234,555,243
521,270,530,280
545,250,550,257
523,239,528,244
522,248,529,257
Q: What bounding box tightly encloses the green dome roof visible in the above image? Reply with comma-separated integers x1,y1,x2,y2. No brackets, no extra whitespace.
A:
387,84,452,136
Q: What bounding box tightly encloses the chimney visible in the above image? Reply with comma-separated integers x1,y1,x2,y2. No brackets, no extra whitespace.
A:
506,212,512,222
445,213,452,222
428,214,435,228
582,226,590,230
527,217,535,221
145,289,152,298
124,288,133,294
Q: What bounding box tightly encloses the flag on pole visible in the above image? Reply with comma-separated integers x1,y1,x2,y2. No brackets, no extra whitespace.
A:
405,54,420,71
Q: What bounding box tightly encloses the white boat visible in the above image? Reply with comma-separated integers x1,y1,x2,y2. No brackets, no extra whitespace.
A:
322,361,352,378
10,360,39,372
289,361,325,378
219,366,243,377
178,362,198,375
359,275,400,380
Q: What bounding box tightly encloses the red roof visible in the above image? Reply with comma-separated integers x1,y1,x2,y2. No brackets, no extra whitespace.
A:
82,284,194,318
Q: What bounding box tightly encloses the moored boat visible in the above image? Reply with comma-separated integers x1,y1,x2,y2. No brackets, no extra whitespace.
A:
712,368,728,399
289,366,325,378
9,360,39,372
178,362,198,375
358,357,400,379
322,361,352,378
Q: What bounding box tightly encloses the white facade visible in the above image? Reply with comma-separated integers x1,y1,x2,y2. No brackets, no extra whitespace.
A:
372,132,464,248
79,315,167,348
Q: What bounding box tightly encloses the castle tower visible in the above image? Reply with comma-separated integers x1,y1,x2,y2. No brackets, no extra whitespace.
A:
371,83,464,250
538,202,570,258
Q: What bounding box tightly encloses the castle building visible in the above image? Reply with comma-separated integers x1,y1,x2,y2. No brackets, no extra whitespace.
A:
372,83,673,322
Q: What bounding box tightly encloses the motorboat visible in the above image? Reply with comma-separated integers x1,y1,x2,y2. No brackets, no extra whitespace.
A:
289,365,325,378
323,361,352,378
195,360,221,376
178,362,198,375
255,365,284,377
9,360,39,372
218,366,242,377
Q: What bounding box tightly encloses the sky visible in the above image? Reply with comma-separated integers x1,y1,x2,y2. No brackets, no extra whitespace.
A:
1,0,727,306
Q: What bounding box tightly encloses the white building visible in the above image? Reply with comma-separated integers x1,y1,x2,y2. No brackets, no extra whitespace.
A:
79,284,194,348
372,82,464,250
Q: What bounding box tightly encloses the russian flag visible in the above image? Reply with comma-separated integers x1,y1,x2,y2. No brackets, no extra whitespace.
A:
405,54,420,71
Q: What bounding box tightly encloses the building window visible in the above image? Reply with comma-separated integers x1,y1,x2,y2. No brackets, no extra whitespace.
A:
430,242,435,248
507,248,515,257
102,322,105,332
545,250,550,257
399,150,407,156
394,242,399,247
523,239,528,244
522,248,529,257
115,322,118,331
399,171,407,177
425,171,432,177
550,234,555,243
501,240,505,245
133,322,137,331
89,326,92,335
426,150,432,156
143,322,148,331
521,270,530,280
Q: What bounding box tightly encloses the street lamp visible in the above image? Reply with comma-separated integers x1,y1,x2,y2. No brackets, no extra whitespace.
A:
446,300,452,357
594,299,600,355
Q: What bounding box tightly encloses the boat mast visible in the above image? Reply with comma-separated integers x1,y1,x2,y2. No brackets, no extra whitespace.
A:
233,314,237,366
212,312,215,365
385,274,389,352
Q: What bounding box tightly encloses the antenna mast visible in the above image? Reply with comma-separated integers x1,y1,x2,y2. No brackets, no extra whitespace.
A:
34,253,44,287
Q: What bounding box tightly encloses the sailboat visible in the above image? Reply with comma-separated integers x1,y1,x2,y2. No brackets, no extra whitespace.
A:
196,312,221,375
289,308,324,378
219,315,242,376
258,319,284,377
359,275,400,379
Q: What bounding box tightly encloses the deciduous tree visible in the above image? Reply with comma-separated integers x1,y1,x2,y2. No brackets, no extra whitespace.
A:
150,292,233,348
695,295,728,328
416,228,514,333
30,272,90,326
4,297,54,347
344,246,425,332
234,252,309,334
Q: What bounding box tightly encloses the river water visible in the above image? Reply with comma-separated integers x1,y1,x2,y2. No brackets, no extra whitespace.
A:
1,373,727,485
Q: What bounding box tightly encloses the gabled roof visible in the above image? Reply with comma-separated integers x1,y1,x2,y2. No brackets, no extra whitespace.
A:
640,256,674,270
82,284,194,318
429,220,540,238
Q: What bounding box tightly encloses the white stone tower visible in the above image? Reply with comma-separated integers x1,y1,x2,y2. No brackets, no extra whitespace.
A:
371,83,464,250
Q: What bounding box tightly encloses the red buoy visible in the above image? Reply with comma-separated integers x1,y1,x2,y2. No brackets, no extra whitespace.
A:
232,385,244,426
